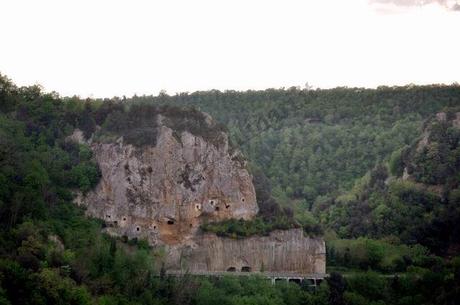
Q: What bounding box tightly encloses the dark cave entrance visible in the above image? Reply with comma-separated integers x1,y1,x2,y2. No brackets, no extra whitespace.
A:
241,266,251,272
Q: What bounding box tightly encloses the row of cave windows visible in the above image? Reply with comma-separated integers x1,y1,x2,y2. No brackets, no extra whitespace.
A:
227,266,252,272
105,197,246,231
196,198,245,212
106,215,174,232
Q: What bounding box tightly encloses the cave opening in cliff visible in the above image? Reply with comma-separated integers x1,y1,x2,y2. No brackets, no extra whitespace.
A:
225,204,230,209
136,227,140,231
167,220,174,225
241,198,245,202
241,266,251,272
123,217,127,221
215,206,219,211
226,267,236,272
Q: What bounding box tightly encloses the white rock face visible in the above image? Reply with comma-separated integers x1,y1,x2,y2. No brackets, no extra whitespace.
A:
80,125,258,245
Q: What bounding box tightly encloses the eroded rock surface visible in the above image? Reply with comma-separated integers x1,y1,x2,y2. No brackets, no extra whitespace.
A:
166,229,326,275
78,121,258,246
73,109,326,274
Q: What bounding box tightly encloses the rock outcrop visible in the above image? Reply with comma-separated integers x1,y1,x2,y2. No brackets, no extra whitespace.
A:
77,113,258,246
404,111,460,186
73,108,326,274
166,229,326,275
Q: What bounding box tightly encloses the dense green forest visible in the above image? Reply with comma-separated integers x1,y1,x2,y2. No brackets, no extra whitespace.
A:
1,73,460,304
130,86,460,204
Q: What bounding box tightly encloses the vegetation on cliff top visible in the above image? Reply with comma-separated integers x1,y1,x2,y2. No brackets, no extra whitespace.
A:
94,103,229,149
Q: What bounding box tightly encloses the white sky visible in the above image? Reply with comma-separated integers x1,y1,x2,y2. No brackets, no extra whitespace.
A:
0,0,459,97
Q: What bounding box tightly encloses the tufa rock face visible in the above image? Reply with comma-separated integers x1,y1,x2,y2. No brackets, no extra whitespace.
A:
78,117,258,246
166,229,326,275
73,108,325,274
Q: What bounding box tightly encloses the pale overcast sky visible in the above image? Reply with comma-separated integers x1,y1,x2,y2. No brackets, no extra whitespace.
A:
0,0,459,97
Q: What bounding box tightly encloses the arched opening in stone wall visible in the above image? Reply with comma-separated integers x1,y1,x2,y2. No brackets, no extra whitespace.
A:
122,217,127,221
225,204,230,209
215,206,220,211
136,227,140,232
227,267,236,272
289,278,302,285
241,266,251,272
241,198,245,202
167,220,175,225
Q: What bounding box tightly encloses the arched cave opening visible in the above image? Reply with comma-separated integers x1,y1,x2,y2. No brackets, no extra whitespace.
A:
241,266,251,272
227,267,236,272
136,227,140,232
167,220,175,225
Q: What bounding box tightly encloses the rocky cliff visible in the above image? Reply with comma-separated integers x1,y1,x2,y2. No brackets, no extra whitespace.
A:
77,123,258,245
73,106,325,274
166,229,326,274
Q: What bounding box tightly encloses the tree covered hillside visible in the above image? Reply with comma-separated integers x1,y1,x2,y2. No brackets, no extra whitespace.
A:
1,73,460,305
322,108,460,255
130,86,460,207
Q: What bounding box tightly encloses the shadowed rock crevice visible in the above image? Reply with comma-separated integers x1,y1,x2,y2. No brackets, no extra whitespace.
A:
177,164,204,192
